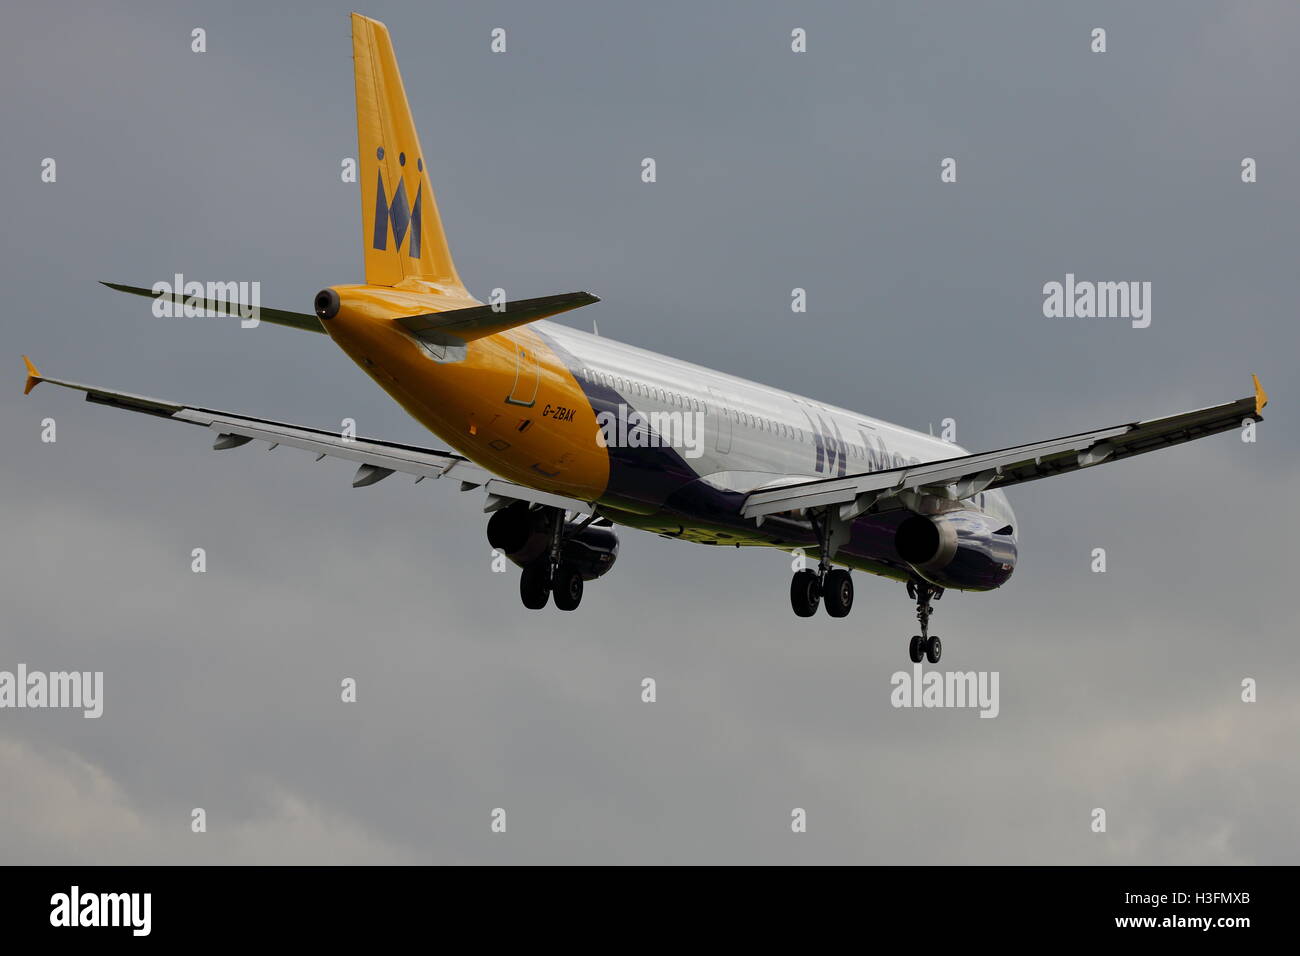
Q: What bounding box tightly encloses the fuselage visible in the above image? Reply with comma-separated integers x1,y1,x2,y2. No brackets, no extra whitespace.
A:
321,288,1017,590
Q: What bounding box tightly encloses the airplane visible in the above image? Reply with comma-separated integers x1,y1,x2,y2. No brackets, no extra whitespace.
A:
22,13,1268,663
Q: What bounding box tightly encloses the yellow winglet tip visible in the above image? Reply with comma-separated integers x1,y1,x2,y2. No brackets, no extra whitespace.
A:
22,355,42,395
1252,373,1268,415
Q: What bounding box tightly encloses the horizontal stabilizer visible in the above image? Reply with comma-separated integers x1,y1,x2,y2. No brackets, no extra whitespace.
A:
395,291,599,343
102,282,324,334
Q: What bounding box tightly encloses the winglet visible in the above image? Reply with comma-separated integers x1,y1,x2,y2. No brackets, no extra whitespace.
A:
1252,374,1269,416
22,355,42,395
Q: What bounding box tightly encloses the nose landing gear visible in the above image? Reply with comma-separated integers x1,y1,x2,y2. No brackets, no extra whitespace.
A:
907,579,944,663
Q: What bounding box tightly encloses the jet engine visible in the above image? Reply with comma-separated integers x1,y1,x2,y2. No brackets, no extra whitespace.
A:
893,509,1016,591
486,502,619,580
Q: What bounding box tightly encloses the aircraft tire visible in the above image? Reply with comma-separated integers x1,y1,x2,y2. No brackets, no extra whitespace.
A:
925,635,942,664
552,565,584,611
823,569,853,618
909,635,925,663
790,570,821,617
520,561,551,610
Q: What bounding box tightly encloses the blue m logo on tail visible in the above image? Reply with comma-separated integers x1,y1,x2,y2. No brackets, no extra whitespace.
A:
372,172,423,259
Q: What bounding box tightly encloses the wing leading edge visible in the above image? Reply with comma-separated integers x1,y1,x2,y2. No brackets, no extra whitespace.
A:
743,377,1269,521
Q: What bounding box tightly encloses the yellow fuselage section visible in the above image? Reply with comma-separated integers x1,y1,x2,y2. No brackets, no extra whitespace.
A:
321,284,609,501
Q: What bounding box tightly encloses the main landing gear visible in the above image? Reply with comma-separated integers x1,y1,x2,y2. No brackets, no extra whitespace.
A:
520,561,584,611
518,508,588,612
907,579,944,664
789,568,853,617
788,511,853,619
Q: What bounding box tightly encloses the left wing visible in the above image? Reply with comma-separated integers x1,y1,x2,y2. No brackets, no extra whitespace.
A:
21,357,594,514
743,377,1269,521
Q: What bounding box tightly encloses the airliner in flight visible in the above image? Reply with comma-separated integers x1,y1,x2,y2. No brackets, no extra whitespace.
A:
22,14,1267,662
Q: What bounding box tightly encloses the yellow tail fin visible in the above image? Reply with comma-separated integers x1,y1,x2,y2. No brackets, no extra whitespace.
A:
352,13,468,295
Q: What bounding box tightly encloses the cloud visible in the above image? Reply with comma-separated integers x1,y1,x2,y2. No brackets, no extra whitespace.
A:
0,734,417,864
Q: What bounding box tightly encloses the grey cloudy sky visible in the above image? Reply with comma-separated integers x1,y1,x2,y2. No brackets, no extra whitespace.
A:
1,0,1297,864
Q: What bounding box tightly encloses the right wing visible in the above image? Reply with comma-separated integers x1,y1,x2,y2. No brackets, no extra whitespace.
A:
743,377,1269,520
21,358,595,514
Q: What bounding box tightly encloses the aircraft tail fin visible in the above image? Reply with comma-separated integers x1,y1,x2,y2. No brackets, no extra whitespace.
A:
352,13,468,296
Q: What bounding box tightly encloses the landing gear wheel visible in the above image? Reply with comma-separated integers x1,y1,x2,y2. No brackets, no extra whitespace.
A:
519,561,551,610
925,635,942,664
823,569,853,618
790,569,821,617
552,565,584,611
909,635,925,663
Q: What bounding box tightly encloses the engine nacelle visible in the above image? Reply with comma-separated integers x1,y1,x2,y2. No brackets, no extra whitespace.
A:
894,510,1016,591
486,503,619,580
558,524,620,580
